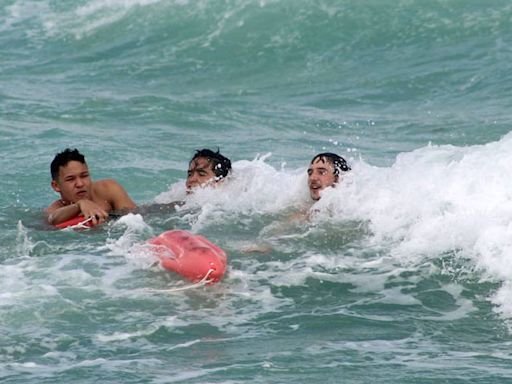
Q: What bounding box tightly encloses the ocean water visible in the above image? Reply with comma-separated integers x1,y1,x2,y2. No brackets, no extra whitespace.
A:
2,0,512,382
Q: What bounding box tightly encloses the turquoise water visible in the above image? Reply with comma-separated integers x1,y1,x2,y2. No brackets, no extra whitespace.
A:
3,0,512,382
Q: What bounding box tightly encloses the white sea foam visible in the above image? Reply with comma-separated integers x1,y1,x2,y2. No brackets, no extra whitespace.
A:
16,0,167,38
154,153,308,232
104,213,155,266
3,0,50,35
319,134,512,252
16,221,35,257
0,263,29,306
155,133,512,260
96,316,187,342
151,132,512,319
326,133,512,320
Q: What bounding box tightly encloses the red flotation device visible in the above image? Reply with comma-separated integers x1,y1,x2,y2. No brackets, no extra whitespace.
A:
55,215,95,229
148,230,227,284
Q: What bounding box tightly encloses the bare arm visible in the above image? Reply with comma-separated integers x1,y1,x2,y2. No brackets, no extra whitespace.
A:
46,199,109,226
46,200,81,225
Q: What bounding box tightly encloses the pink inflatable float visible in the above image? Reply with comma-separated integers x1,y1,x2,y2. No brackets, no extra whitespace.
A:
148,230,227,284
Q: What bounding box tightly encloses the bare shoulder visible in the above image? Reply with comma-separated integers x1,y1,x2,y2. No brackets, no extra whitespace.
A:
92,179,126,199
92,179,136,210
94,178,123,191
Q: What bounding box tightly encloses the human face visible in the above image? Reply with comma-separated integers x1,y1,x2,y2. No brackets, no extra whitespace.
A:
307,157,338,201
51,161,92,203
186,157,217,191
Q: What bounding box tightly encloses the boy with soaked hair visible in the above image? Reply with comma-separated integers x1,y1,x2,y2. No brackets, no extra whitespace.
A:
307,152,351,200
186,148,232,191
46,148,136,226
137,148,232,215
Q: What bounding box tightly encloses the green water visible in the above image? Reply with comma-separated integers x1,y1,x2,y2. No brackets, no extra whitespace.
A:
2,0,512,382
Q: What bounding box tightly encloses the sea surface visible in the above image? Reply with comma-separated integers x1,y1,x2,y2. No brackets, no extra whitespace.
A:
2,0,512,382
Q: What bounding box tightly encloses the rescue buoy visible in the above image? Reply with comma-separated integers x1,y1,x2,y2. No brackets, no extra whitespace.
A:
148,230,227,284
54,215,95,229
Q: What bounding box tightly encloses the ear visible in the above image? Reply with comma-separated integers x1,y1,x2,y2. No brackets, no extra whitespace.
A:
334,175,340,184
51,180,61,193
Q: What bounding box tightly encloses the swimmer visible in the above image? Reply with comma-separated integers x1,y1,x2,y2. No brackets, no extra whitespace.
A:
243,153,351,254
186,148,232,192
137,148,232,215
46,148,137,226
307,152,351,201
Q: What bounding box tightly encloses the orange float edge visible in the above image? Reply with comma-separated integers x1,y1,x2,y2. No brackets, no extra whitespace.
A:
54,215,95,229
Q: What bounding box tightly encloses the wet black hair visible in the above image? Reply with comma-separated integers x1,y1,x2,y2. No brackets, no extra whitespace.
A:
310,152,351,176
50,148,86,181
190,148,232,180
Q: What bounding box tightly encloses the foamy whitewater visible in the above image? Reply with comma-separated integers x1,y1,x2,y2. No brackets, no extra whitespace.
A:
3,0,512,382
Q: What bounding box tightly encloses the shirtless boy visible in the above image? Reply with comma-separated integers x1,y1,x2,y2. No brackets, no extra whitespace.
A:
46,148,136,226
